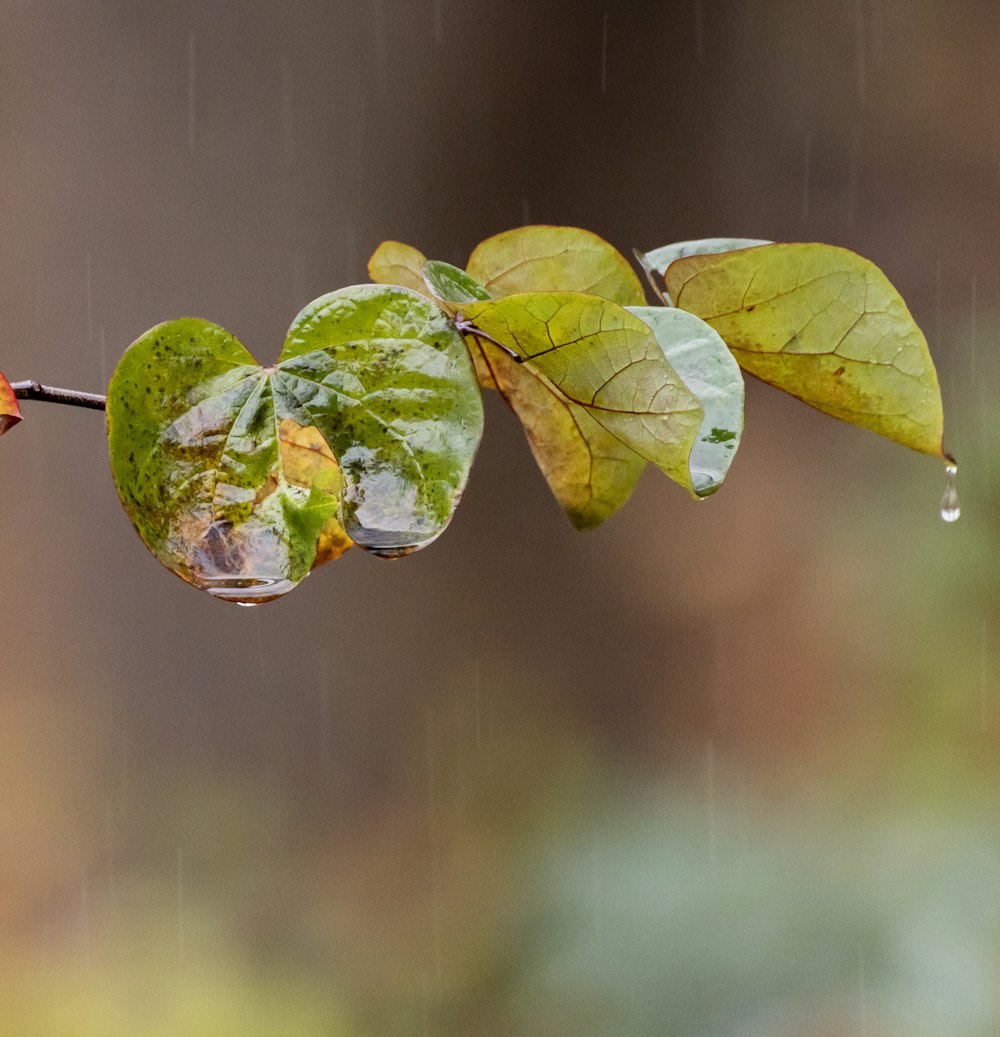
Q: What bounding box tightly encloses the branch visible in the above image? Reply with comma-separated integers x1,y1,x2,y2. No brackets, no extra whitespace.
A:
10,380,106,411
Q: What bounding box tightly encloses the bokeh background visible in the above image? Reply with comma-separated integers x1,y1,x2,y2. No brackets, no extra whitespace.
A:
1,2,997,1034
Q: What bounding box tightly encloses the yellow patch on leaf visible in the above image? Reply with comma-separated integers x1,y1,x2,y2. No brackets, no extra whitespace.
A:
278,419,353,568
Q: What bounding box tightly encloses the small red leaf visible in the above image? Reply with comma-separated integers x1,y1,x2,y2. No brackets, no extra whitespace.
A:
0,372,22,436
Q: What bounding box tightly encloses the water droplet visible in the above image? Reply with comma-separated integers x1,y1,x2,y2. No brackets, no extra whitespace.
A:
940,462,960,522
196,576,297,604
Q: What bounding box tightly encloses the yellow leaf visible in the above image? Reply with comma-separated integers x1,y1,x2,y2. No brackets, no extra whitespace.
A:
366,241,430,297
464,293,702,493
470,337,645,529
665,243,945,457
467,226,646,305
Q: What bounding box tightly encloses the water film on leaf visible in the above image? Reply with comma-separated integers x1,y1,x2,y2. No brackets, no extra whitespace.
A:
279,285,484,553
107,285,484,603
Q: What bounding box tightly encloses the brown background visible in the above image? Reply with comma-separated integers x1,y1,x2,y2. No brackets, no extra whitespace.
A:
0,2,997,1034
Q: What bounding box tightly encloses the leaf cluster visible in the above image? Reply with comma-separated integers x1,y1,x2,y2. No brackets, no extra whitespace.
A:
1,227,947,603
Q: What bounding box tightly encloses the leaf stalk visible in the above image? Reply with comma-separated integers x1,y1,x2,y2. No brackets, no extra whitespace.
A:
453,317,525,363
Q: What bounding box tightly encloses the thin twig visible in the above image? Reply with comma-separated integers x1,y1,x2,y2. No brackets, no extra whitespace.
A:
10,381,107,411
453,316,524,363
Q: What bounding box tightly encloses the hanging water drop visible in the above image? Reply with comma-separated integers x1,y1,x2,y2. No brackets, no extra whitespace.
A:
196,575,298,604
940,462,960,522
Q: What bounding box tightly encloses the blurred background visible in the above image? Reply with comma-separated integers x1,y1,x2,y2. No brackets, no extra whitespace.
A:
0,1,997,1034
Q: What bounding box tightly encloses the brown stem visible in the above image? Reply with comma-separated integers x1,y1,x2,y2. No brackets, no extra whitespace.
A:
10,380,106,411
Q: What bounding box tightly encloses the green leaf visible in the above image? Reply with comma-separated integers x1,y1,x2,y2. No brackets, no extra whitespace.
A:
664,242,946,457
470,337,645,529
627,307,744,496
467,226,646,305
635,238,771,304
421,260,492,309
462,293,703,494
366,241,430,297
279,285,484,549
107,285,484,602
0,372,22,436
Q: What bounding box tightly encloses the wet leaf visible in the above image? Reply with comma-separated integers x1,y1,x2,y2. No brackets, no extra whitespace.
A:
108,320,311,603
467,225,646,305
470,336,645,529
665,243,945,456
108,286,484,602
627,307,744,496
0,372,22,436
279,285,484,553
366,241,430,297
463,293,703,493
421,260,491,309
635,238,771,304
